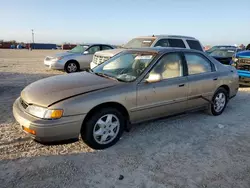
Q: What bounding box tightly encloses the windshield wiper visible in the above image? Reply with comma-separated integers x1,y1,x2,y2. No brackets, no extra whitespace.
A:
94,72,120,82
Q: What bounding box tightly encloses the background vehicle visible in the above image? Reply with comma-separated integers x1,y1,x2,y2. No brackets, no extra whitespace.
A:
44,43,115,73
231,50,250,85
208,47,241,65
206,45,237,54
90,35,204,69
13,48,238,149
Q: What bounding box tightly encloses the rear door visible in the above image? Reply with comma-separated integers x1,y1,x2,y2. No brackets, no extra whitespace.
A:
184,52,218,110
134,52,189,122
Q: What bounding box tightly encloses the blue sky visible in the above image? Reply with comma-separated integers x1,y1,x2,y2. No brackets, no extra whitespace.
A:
1,0,249,45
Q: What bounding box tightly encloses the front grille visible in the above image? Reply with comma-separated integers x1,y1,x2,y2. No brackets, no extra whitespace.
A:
93,55,110,65
20,98,28,109
237,58,250,71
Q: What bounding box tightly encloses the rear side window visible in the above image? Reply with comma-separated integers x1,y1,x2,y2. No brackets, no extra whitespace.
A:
168,39,186,48
186,40,203,51
185,53,212,75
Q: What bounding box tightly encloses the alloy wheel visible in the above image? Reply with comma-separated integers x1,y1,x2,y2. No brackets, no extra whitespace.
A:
213,92,226,113
67,63,77,73
93,114,120,145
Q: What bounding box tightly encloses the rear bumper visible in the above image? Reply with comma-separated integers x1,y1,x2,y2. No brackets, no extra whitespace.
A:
13,97,86,142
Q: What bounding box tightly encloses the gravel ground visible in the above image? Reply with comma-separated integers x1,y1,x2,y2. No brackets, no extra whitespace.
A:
1,49,250,188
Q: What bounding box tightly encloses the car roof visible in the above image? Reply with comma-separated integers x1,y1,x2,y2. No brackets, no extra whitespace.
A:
79,43,113,46
124,47,202,54
136,35,197,40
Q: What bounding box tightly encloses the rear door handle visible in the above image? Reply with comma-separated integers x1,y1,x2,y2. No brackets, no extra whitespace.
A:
213,78,218,81
179,84,185,87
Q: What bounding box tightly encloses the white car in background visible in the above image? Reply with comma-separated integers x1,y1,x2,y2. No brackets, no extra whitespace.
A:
90,35,204,69
44,43,115,73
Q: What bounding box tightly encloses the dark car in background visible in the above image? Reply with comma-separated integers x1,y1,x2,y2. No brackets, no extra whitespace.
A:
206,45,237,54
208,47,241,65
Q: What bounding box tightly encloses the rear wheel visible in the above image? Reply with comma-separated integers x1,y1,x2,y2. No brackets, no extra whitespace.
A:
207,87,228,116
65,61,79,73
81,108,125,149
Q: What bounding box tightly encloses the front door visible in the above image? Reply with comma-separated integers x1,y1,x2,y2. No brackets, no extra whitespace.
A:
79,45,101,69
184,52,217,109
133,52,189,122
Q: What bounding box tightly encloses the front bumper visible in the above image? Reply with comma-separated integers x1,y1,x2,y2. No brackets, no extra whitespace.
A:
90,61,98,69
44,59,65,70
13,98,86,142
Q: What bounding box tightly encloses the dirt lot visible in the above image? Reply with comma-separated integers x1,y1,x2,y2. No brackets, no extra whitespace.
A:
1,49,250,188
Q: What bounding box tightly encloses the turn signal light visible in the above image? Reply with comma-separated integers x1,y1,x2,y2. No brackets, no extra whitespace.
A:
22,126,36,135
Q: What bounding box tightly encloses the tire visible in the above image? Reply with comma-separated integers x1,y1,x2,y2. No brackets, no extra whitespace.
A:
65,61,79,73
81,108,125,149
207,87,228,116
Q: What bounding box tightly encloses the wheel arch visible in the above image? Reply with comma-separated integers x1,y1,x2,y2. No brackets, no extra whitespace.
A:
65,59,80,70
82,102,130,131
218,84,230,97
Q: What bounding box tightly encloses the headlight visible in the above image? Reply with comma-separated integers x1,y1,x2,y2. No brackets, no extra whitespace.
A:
230,57,238,67
52,57,63,61
232,57,238,62
26,105,63,119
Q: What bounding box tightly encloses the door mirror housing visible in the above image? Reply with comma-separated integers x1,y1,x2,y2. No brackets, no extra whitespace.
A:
145,73,161,83
83,51,89,54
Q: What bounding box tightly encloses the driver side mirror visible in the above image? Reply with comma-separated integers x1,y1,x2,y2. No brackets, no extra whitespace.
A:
145,73,161,83
83,51,89,54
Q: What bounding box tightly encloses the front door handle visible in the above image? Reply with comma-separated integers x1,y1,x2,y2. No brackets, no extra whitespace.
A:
213,78,218,81
179,84,185,87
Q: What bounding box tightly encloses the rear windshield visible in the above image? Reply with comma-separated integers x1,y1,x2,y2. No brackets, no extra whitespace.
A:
124,38,156,48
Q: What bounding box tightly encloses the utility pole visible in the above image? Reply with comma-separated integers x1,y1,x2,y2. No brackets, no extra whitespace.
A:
31,29,34,44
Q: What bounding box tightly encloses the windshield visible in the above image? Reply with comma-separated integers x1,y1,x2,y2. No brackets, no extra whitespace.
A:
69,45,89,53
92,52,156,82
124,38,156,48
209,49,236,58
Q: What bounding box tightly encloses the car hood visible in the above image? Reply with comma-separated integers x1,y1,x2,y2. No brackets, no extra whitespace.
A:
49,51,79,58
94,48,125,58
236,50,250,58
21,72,119,107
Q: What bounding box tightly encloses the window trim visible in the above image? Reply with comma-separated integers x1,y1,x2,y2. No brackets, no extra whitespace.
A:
183,52,216,76
139,52,186,83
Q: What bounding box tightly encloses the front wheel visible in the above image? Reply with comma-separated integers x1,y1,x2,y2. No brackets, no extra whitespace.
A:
81,108,125,149
65,61,79,73
207,87,228,116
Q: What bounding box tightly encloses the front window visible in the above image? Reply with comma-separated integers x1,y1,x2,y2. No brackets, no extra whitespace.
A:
124,38,156,48
147,53,183,80
209,49,236,58
69,45,89,53
92,52,156,82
